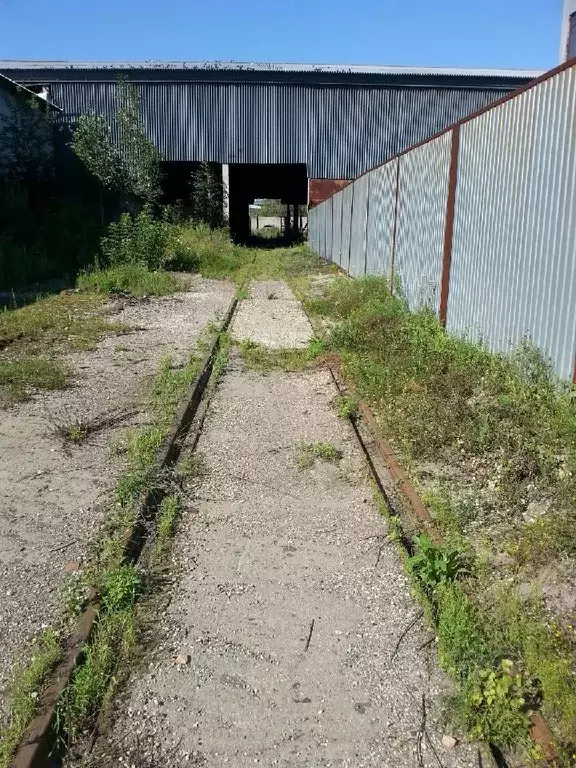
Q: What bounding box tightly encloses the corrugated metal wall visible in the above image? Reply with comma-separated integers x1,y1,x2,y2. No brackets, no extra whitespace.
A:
309,62,576,380
340,184,354,274
447,65,576,380
364,160,398,276
394,132,452,312
349,173,370,276
331,190,344,268
26,79,515,179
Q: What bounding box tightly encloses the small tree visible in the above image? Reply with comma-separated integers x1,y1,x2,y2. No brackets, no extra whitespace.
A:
189,162,226,229
0,93,54,186
72,77,161,209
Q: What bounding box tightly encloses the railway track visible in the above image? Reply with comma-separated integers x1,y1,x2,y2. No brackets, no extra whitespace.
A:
7,281,556,767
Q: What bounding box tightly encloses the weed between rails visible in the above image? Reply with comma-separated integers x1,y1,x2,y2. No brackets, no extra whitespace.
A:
306,274,576,761
0,631,61,768
239,337,325,372
297,441,343,470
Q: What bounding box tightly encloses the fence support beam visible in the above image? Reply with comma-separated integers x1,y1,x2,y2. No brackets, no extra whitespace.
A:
439,126,460,327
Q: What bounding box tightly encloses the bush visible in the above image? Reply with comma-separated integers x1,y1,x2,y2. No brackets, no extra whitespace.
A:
100,208,169,270
165,224,249,276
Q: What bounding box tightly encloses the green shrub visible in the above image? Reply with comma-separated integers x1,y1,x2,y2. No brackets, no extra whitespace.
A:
450,659,535,747
100,208,169,270
165,224,248,276
436,582,489,676
408,534,467,591
101,564,141,613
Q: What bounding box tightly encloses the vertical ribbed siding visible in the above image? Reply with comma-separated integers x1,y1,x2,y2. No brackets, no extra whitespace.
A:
340,184,354,273
308,61,576,380
308,208,318,253
394,132,451,312
48,80,513,178
349,173,370,276
447,64,576,380
331,190,344,267
364,159,398,276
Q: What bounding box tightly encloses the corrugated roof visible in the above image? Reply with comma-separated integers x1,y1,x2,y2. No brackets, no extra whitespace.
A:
0,59,543,79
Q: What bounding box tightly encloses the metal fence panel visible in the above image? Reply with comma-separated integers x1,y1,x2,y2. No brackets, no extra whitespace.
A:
331,190,344,267
340,184,354,273
316,203,326,259
447,64,576,380
394,132,451,312
364,160,398,277
325,196,334,263
308,205,319,253
349,173,370,276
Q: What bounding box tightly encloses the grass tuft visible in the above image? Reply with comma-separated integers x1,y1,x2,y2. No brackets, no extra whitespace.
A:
239,338,325,372
155,494,183,550
297,441,343,469
0,357,68,401
0,631,62,768
77,264,185,298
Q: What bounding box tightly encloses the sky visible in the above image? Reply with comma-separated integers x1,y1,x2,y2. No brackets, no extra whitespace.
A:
0,0,563,72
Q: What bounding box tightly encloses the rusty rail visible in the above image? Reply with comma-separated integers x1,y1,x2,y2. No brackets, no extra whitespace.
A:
9,298,238,768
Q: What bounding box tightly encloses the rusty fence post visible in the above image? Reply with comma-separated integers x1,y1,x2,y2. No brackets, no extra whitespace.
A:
390,157,401,294
329,196,334,263
439,126,460,327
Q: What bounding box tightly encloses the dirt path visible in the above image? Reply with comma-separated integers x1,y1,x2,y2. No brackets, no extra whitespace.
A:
0,279,234,708
86,281,481,767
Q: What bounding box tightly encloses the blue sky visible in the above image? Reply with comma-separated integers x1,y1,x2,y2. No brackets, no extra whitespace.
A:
0,0,562,71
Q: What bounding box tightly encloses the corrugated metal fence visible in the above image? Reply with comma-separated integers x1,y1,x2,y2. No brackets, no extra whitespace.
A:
309,60,576,381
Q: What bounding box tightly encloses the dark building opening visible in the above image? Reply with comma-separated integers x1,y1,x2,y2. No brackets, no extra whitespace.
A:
228,163,308,244
160,160,201,205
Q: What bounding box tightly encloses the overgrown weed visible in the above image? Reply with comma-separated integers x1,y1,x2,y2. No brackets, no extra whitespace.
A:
239,337,324,372
0,631,61,768
78,264,185,298
305,273,576,759
297,441,343,469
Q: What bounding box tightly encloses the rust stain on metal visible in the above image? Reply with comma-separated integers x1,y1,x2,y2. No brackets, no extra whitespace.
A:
363,173,371,275
11,606,98,768
308,178,351,208
439,126,460,327
301,304,560,766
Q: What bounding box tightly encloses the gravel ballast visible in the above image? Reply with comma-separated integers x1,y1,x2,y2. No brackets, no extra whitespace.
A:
84,282,482,767
0,279,235,712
